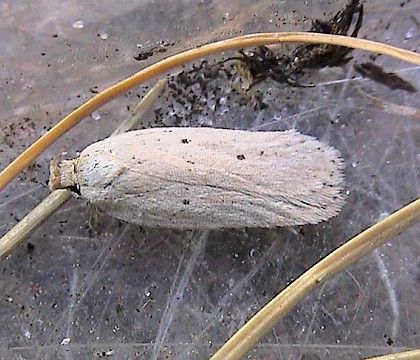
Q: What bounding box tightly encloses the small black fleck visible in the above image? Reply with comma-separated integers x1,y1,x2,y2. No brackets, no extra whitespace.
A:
134,50,153,61
237,154,246,160
384,334,394,346
181,138,190,144
259,151,264,155
183,199,190,205
27,242,35,253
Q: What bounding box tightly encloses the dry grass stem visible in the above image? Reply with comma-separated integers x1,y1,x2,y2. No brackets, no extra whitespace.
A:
0,80,166,259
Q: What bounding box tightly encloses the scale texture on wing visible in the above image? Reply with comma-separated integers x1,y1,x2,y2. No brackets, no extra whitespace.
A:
69,127,345,228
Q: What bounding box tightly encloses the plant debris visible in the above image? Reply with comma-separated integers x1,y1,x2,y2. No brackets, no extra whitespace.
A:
226,0,363,88
354,62,417,93
134,41,175,62
289,0,364,73
163,60,237,123
161,0,365,115
227,46,312,88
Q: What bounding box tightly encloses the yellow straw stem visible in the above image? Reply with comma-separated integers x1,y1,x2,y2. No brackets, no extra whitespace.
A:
1,32,420,191
0,80,166,259
364,349,420,360
0,190,70,259
210,197,420,360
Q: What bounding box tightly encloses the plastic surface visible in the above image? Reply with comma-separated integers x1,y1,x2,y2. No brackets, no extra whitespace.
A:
1,1,420,359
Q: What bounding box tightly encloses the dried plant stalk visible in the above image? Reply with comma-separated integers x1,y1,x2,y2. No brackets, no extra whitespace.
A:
364,349,420,360
0,32,419,360
209,197,420,360
0,80,166,259
1,32,420,191
0,190,70,259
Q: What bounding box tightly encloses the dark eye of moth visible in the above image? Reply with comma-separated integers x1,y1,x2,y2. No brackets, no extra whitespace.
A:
68,185,81,196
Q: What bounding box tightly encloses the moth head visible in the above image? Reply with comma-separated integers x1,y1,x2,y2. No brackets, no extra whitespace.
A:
49,153,80,195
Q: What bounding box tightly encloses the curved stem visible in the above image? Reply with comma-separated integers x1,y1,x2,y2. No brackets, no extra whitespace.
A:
0,80,166,259
364,349,420,360
1,32,420,191
209,197,420,360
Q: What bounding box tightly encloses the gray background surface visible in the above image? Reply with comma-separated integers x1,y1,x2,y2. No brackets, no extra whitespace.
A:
1,0,420,359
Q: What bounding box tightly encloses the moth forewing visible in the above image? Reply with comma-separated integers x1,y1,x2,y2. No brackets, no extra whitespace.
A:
50,127,345,229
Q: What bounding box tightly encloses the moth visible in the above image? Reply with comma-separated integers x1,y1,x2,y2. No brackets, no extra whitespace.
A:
49,127,345,229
